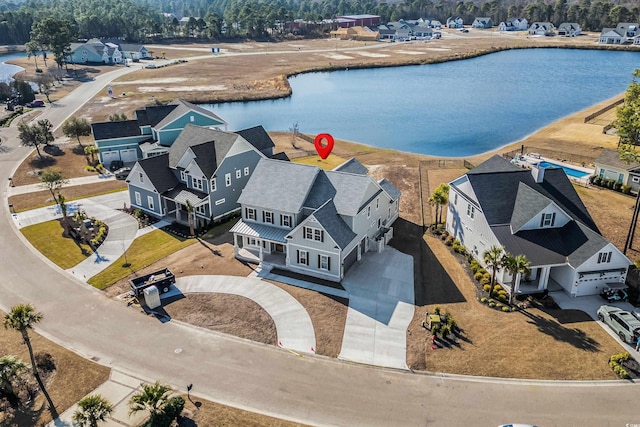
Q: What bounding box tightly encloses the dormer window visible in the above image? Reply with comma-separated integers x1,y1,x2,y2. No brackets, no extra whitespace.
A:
540,212,556,227
192,177,203,191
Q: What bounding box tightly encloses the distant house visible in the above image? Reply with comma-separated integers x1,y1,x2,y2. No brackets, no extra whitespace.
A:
330,26,380,41
377,25,396,39
472,17,493,29
67,39,120,64
446,155,631,298
594,149,640,194
336,14,381,28
498,18,528,31
412,25,433,38
117,43,150,60
430,20,443,29
557,22,581,37
446,17,464,28
635,35,640,45
230,157,401,282
599,23,639,44
528,22,555,36
91,99,227,168
126,124,285,226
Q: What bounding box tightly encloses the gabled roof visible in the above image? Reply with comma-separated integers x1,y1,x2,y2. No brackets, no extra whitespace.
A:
135,154,178,193
333,158,369,175
325,170,381,216
189,142,219,178
135,105,177,127
164,184,208,205
510,182,554,231
155,99,226,130
379,178,402,201
595,149,640,172
168,124,236,171
92,120,141,140
238,159,320,213
236,125,275,153
270,152,290,161
310,200,357,249
460,155,598,232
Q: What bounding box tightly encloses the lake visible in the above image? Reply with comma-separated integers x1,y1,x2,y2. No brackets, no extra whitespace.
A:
0,52,26,84
203,48,640,157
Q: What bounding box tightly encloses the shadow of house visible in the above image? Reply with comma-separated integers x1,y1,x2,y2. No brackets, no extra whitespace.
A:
519,309,600,351
390,218,466,306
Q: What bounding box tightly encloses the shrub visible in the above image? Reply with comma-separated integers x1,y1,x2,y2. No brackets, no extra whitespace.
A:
85,165,95,171
498,290,507,297
482,271,491,281
434,306,441,315
489,302,496,308
493,284,502,292
35,352,55,372
444,235,454,246
496,302,503,308
614,181,623,191
163,396,185,421
592,176,601,186
480,297,487,303
483,284,491,292
502,306,511,312
470,259,481,273
475,272,485,281
497,294,507,303
607,179,615,189
622,185,632,194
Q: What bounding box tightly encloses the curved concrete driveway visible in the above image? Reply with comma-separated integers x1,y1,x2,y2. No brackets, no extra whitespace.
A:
175,275,316,354
0,53,639,427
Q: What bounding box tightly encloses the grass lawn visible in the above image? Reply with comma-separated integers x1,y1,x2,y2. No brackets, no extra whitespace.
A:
21,220,93,269
292,154,347,170
88,229,196,290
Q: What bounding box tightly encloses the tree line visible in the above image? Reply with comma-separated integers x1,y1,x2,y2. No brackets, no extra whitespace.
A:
1,0,639,45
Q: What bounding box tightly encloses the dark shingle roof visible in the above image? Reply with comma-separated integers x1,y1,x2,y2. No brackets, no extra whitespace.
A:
189,142,219,178
333,158,369,175
510,182,553,231
135,105,177,127
92,120,140,140
311,201,357,249
236,125,275,153
270,152,290,161
135,154,178,193
168,124,236,170
467,155,521,175
326,171,380,216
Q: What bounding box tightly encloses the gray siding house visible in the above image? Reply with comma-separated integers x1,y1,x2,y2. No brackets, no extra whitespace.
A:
230,157,401,282
595,149,640,193
126,124,285,227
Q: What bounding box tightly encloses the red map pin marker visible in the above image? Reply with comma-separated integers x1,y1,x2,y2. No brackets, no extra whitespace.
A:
314,133,334,160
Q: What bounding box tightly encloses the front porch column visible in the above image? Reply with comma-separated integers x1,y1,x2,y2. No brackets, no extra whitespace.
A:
539,266,551,291
259,246,264,262
233,234,239,257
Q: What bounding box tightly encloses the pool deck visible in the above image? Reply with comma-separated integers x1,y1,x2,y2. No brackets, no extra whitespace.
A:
513,153,594,177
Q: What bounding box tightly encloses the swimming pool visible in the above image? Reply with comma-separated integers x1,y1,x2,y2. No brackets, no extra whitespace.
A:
538,161,591,178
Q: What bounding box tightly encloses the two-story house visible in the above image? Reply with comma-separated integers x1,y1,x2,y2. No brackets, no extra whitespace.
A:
91,99,226,168
126,124,283,228
528,22,555,36
557,22,581,37
599,23,639,44
472,17,493,29
446,17,464,28
446,156,631,298
498,18,528,32
230,158,401,282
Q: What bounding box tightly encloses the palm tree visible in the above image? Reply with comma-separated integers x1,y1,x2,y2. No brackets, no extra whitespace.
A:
503,253,531,305
0,355,27,398
128,381,172,421
483,246,504,298
84,145,99,166
57,193,69,235
72,394,114,427
3,304,56,415
428,183,450,225
184,200,195,236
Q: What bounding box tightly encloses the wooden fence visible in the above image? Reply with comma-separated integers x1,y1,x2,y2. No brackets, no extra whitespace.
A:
584,98,624,123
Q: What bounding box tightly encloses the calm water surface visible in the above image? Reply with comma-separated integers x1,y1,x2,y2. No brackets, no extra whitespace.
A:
204,48,640,157
0,52,26,83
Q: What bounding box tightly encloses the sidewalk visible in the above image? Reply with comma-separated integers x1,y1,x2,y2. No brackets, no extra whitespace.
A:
47,370,153,427
7,173,117,197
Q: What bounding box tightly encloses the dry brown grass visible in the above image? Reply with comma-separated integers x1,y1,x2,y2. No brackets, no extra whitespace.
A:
9,181,126,212
0,311,110,426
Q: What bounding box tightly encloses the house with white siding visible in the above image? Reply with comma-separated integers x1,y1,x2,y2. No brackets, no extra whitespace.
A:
599,23,639,44
472,17,493,29
498,18,528,32
446,156,631,298
557,22,581,37
126,124,286,227
446,17,464,28
230,157,401,282
528,22,555,35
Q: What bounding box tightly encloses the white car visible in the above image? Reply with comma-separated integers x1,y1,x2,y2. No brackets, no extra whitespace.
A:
597,305,640,344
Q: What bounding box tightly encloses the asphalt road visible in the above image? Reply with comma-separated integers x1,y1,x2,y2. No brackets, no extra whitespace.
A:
0,58,638,427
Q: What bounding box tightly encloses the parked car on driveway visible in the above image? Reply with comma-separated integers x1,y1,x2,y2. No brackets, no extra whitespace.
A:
114,167,131,180
597,305,640,344
26,99,45,108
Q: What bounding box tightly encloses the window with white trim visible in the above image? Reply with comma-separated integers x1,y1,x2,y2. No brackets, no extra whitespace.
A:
467,204,475,219
597,251,612,263
246,208,256,220
244,167,250,176
281,214,291,227
633,176,640,183
303,226,324,242
190,115,195,122
263,211,274,224
196,205,206,214
454,193,458,205
297,250,309,266
192,177,203,191
134,191,141,205
367,206,371,218
236,169,241,179
211,178,216,191
139,172,144,183
147,196,154,210
180,170,186,182
540,212,556,227
319,254,330,270
225,173,231,187
376,198,379,209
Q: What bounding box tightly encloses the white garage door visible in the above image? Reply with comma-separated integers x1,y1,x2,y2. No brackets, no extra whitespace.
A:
102,151,121,167
120,149,138,163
